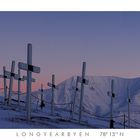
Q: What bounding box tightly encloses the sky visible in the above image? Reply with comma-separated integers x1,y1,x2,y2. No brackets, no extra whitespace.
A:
0,12,140,91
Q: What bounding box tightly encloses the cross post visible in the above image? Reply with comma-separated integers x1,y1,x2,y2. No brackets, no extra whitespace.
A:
79,62,88,123
18,43,40,122
71,76,79,119
110,79,115,128
7,61,15,105
48,74,57,115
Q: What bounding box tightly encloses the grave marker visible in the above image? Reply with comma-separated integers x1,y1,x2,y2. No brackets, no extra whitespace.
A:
108,79,115,128
71,76,80,119
127,87,131,128
47,74,57,115
0,66,8,104
7,61,15,105
18,43,40,121
40,84,45,109
79,62,88,123
14,68,24,105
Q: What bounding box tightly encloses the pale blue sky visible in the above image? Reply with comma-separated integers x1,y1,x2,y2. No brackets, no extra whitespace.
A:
0,12,140,90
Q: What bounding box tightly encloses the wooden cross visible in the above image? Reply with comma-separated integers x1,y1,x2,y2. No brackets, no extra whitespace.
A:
40,84,45,109
78,62,89,123
3,61,19,105
107,79,115,128
47,74,58,115
71,76,80,119
14,68,24,105
18,43,40,121
0,66,8,104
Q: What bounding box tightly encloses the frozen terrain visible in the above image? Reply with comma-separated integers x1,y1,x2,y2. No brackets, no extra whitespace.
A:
1,76,140,128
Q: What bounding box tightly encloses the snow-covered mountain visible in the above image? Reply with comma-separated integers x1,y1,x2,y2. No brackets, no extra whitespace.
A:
43,76,140,116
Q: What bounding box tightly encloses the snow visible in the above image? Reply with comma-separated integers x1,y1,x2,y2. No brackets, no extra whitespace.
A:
1,76,140,128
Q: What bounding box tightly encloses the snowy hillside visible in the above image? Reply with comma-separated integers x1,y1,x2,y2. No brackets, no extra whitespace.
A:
1,76,140,128
44,76,140,115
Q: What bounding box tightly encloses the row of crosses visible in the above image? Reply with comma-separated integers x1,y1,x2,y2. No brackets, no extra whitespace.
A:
0,44,90,124
1,44,130,128
0,44,40,122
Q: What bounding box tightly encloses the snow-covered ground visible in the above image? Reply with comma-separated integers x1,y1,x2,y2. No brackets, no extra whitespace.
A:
1,76,140,128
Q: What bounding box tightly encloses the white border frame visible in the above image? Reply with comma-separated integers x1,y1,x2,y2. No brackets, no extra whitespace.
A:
0,0,140,11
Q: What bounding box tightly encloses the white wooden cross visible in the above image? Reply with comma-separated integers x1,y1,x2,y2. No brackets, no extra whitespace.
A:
71,76,80,119
0,66,8,104
14,68,24,105
5,69,19,105
5,61,17,105
127,87,131,128
18,43,40,122
40,84,45,109
47,74,58,115
107,79,115,128
78,62,89,123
